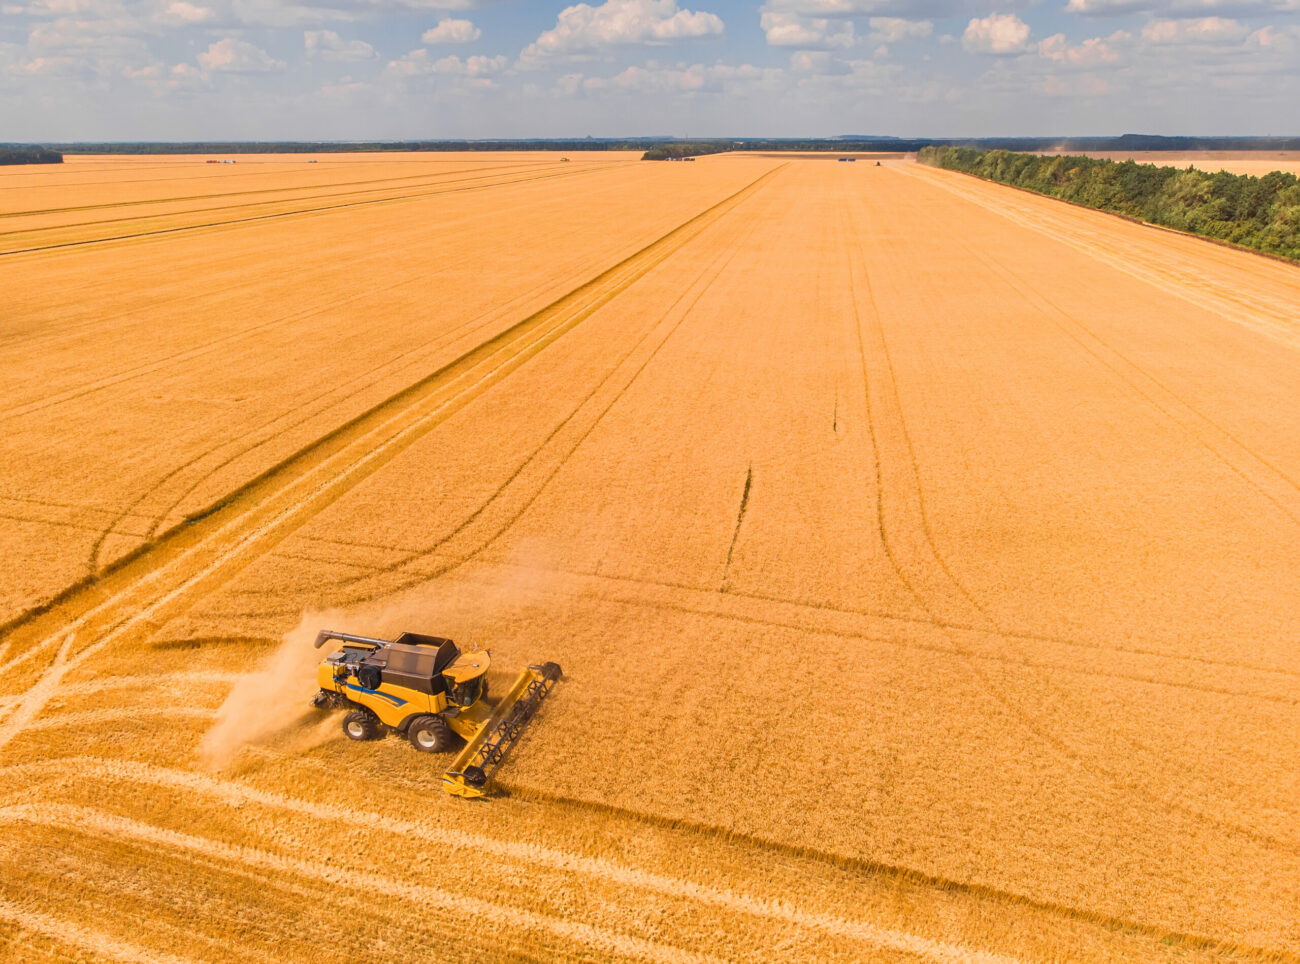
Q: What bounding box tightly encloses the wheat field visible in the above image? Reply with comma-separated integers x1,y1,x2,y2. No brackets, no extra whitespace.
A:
1053,150,1300,176
1,152,1297,964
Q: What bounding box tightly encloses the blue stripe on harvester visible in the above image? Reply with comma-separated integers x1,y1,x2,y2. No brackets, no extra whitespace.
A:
345,683,407,707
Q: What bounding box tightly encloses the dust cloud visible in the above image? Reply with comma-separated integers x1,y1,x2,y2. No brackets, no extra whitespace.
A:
196,554,562,769
196,610,345,769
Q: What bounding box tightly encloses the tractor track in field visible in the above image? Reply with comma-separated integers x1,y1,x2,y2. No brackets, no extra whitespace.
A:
931,211,1300,810
274,532,1300,682
0,804,726,964
1,169,610,356
0,159,557,220
0,162,617,257
719,465,754,592
0,164,784,751
961,240,1300,527
893,164,1300,347
871,183,1300,821
493,783,1297,964
839,194,1300,859
1,161,587,240
79,181,761,587
78,238,609,576
205,546,1300,707
842,201,1188,832
0,895,194,964
2,172,631,425
0,156,550,190
0,756,1030,964
566,573,1300,704
842,202,1000,636
852,201,1151,782
307,191,770,604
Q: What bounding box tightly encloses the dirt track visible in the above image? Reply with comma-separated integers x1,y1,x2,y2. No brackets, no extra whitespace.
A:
0,154,1297,963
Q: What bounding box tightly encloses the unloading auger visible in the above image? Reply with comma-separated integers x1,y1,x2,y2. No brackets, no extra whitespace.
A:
310,629,562,798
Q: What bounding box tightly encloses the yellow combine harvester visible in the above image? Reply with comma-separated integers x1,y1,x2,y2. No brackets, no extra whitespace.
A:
310,630,561,798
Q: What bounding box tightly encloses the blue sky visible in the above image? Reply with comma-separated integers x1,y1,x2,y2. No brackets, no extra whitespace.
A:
2,0,1297,140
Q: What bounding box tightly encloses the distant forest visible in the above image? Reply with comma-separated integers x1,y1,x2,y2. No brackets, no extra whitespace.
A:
0,147,62,165
642,143,732,160
30,134,1300,157
919,146,1300,263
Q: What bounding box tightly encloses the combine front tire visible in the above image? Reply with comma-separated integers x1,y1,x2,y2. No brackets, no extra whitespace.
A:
407,715,458,753
343,709,381,741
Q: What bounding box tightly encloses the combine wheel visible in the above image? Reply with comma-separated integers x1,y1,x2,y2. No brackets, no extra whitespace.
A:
342,709,381,741
407,715,459,753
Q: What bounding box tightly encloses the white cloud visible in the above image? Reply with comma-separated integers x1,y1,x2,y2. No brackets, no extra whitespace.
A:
763,0,915,11
387,47,431,76
387,48,506,81
430,52,507,74
577,59,783,94
16,54,76,74
1063,0,1151,15
304,29,375,61
1066,0,1299,16
160,0,210,23
219,0,483,28
167,60,206,88
1037,31,1119,63
963,12,1031,53
28,18,137,49
519,0,724,64
1140,16,1248,42
790,54,904,89
868,16,933,41
1248,24,1296,49
1,0,118,15
760,10,856,47
197,37,284,72
789,48,832,70
422,17,481,43
762,0,996,16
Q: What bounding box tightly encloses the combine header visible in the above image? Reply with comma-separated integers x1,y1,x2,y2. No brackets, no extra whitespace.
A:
311,630,561,798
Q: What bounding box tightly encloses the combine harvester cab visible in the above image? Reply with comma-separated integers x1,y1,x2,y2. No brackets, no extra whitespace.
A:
312,629,561,798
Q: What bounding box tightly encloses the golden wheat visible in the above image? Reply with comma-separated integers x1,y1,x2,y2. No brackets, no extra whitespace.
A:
0,154,1297,963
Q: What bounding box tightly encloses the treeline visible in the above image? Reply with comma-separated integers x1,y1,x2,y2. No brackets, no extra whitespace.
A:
0,147,62,165
919,146,1300,262
642,142,733,160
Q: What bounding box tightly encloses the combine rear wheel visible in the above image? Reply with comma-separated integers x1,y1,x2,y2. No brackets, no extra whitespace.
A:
343,709,381,741
407,715,458,753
